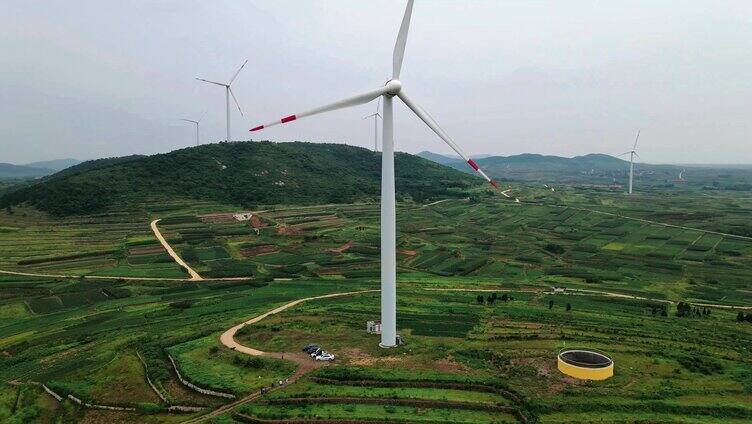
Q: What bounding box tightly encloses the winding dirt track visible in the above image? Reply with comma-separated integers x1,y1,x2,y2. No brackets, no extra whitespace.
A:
150,219,203,280
182,289,378,423
425,287,752,310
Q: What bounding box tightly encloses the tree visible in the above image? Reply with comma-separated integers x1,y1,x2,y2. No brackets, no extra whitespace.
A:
746,313,752,323
661,307,668,317
548,300,554,310
737,311,745,322
4,205,12,215
566,303,572,312
676,302,693,318
501,293,509,302
476,295,485,305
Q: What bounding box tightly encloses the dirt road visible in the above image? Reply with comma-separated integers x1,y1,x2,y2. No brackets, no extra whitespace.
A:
182,289,377,423
150,219,203,280
425,287,752,310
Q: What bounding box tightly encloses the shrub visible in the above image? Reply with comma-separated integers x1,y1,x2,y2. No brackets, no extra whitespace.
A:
544,243,565,254
136,402,162,414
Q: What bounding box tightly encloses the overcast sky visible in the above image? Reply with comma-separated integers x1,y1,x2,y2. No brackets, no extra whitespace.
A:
1,0,751,164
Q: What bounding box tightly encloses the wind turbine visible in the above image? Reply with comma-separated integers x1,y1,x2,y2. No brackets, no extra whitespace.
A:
180,116,202,147
621,130,641,195
249,0,499,348
196,60,247,143
363,98,382,151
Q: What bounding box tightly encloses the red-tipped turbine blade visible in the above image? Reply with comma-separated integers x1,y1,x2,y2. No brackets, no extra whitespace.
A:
397,90,501,191
249,85,390,132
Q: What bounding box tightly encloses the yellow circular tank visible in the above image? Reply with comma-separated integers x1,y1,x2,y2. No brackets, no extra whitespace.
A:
557,348,613,380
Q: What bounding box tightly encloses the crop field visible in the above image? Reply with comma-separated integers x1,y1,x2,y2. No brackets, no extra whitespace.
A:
1,184,751,422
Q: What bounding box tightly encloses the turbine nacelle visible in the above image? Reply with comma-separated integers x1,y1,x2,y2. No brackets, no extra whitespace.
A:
385,79,403,96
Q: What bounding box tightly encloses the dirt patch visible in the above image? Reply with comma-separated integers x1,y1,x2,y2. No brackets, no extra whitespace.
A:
250,215,264,228
276,226,300,236
511,357,582,395
435,355,471,374
128,245,165,255
330,240,354,254
348,353,406,367
400,250,418,256
241,245,279,257
200,213,237,223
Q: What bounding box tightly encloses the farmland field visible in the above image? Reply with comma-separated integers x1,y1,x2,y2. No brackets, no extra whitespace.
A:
1,183,751,423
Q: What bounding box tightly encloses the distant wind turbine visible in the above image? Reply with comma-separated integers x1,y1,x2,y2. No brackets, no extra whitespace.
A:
196,60,247,142
180,116,202,147
620,130,641,195
363,98,382,151
249,0,499,348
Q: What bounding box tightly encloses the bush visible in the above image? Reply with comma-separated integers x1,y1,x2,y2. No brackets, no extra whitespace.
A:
544,243,565,254
136,402,162,414
678,354,724,375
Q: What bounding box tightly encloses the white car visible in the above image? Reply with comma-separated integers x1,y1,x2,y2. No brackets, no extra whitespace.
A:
315,351,335,361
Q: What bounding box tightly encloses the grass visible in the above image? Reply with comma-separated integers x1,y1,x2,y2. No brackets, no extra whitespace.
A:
168,336,297,395
0,186,751,422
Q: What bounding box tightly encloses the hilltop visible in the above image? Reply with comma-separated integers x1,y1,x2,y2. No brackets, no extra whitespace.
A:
0,142,480,216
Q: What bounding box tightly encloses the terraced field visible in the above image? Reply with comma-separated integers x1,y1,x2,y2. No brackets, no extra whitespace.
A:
1,185,751,423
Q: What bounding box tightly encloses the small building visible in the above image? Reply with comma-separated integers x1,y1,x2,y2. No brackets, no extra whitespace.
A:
233,212,253,221
366,320,381,334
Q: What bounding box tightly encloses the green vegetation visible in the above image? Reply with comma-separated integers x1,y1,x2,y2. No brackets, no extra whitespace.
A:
0,142,479,216
1,161,751,422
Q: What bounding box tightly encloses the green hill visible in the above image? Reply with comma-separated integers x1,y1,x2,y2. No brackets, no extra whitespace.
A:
0,142,480,216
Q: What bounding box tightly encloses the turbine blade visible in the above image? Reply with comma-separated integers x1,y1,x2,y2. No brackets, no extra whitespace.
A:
229,87,244,116
180,119,199,124
397,90,499,189
392,0,415,79
196,77,226,87
250,86,389,132
228,59,248,85
633,130,640,150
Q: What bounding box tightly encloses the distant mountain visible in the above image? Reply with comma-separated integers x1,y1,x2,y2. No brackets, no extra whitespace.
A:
0,158,81,179
0,163,54,179
417,151,692,184
1,142,480,217
24,158,81,172
416,151,462,165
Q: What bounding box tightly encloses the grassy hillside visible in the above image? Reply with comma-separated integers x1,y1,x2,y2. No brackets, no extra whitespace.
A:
0,142,480,216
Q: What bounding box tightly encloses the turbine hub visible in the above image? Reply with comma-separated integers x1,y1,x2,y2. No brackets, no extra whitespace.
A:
385,79,402,95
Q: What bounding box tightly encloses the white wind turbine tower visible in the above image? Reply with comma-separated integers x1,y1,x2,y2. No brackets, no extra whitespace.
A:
180,116,202,147
250,0,500,348
363,98,382,151
621,130,641,195
196,60,247,142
